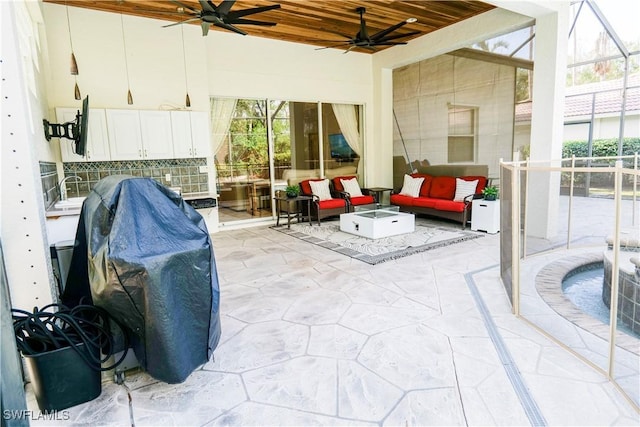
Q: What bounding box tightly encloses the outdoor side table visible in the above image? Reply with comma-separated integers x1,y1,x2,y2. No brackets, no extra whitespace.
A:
471,198,500,234
274,195,313,228
363,187,393,204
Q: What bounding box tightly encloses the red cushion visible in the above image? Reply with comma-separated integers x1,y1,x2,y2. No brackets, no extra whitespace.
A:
434,199,466,212
412,197,438,208
429,176,456,200
460,176,487,194
390,194,416,207
411,173,433,197
300,179,325,196
349,195,375,206
318,198,346,209
331,175,357,192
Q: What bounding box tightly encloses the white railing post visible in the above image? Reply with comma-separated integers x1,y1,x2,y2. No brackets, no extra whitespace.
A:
567,155,575,249
607,160,623,378
522,157,529,259
633,153,638,226
512,161,521,315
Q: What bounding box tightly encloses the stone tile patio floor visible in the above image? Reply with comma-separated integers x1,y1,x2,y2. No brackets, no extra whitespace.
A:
26,197,640,426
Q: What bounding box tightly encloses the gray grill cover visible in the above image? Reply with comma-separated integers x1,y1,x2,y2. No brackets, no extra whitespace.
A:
62,176,221,384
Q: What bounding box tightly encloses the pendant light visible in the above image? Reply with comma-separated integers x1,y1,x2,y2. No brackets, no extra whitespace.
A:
66,3,81,100
181,26,191,108
121,14,133,105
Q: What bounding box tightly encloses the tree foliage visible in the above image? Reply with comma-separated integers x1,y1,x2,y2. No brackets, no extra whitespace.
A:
226,100,292,178
563,137,640,159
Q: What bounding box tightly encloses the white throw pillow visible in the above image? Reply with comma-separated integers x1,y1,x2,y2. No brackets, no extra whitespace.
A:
340,178,363,197
453,178,478,202
309,179,333,201
399,174,424,197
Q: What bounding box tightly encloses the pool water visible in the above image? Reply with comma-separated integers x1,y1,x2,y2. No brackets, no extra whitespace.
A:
562,267,638,337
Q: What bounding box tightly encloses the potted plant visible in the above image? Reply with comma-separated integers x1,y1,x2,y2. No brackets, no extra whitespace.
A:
482,185,498,201
285,185,300,198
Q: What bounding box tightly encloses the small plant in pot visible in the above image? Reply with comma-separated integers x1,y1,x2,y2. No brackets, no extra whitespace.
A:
285,185,300,198
482,185,498,201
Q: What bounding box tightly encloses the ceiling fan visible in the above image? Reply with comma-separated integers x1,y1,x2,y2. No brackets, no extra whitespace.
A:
318,7,420,53
162,0,281,36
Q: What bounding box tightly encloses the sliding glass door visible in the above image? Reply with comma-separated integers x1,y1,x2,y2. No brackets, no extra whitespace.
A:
212,98,362,225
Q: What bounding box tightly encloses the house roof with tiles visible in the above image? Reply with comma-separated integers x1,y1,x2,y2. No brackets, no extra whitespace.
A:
516,73,640,122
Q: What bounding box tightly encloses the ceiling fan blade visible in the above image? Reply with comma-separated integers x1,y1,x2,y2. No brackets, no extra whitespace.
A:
170,0,199,13
200,0,219,14
231,19,277,26
375,31,421,43
215,21,248,36
216,0,236,15
228,4,281,19
370,21,408,41
201,21,210,36
315,42,352,50
371,41,408,46
162,18,201,28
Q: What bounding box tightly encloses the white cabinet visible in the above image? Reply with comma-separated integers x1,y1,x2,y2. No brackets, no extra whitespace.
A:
106,109,143,160
190,111,212,158
106,110,174,160
171,111,192,158
171,111,211,158
56,108,110,162
471,199,500,234
139,111,174,159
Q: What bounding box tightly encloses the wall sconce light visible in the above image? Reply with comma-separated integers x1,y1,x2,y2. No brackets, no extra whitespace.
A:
121,14,133,105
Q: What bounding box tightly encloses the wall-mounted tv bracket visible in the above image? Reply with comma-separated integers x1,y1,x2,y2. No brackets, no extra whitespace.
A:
43,119,77,141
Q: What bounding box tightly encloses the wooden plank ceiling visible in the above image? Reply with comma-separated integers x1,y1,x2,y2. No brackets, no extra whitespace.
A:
43,0,495,53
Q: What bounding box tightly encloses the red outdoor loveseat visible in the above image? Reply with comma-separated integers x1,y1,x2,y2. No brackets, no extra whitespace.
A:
390,173,487,228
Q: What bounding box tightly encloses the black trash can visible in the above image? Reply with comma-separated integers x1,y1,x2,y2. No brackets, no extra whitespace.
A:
23,342,101,411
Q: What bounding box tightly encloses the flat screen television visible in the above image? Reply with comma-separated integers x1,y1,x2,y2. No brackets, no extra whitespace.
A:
43,95,89,157
328,133,357,161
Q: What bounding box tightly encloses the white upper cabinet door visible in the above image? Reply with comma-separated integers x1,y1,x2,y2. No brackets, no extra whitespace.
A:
56,108,110,162
170,111,193,159
190,111,212,158
106,109,143,160
84,109,110,161
139,111,174,159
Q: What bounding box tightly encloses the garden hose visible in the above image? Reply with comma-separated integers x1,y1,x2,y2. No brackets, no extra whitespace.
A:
12,302,130,372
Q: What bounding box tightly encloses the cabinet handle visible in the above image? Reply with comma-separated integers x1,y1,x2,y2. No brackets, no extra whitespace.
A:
138,149,142,158
144,149,148,158
189,148,192,156
86,150,91,159
193,148,197,156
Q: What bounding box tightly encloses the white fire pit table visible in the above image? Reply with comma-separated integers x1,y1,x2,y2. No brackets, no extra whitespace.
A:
339,204,415,239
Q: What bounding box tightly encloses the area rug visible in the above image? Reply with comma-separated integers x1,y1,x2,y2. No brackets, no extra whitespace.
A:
273,219,484,265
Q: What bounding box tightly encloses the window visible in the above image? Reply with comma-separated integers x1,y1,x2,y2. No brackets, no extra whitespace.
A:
448,106,477,163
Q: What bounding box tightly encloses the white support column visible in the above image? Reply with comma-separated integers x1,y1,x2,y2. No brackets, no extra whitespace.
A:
2,2,57,310
367,67,394,188
527,6,569,238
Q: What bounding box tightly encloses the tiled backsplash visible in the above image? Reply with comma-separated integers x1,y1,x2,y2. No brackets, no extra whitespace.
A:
62,158,209,197
40,161,59,210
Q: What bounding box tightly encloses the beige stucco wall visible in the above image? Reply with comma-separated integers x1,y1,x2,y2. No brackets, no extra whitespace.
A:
392,54,516,182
